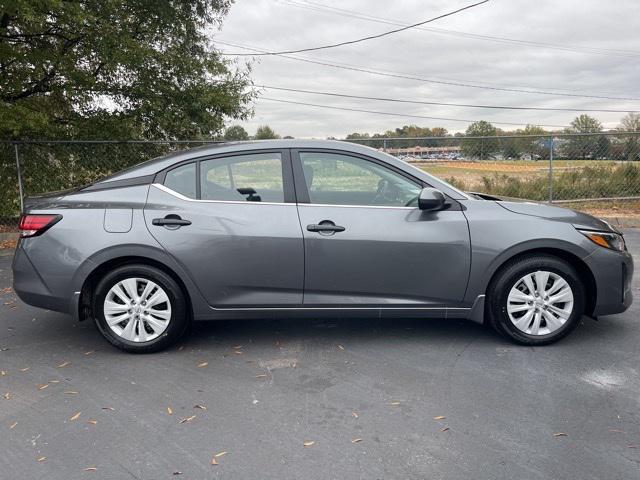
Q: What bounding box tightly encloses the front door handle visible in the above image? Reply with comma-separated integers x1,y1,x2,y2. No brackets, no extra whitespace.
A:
307,221,345,234
152,215,192,227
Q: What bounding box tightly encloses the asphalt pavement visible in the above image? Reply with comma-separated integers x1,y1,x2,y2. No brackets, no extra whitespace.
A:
1,231,639,479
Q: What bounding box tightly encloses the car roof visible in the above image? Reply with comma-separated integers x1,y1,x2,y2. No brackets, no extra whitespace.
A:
99,139,381,182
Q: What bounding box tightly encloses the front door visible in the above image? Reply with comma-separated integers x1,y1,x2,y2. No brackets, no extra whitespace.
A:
144,150,304,307
293,150,471,307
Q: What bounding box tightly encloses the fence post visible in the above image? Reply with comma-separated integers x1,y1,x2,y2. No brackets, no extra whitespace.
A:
383,138,387,153
548,136,554,203
14,143,24,213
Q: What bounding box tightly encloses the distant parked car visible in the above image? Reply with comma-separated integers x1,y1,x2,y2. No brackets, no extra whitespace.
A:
13,140,633,352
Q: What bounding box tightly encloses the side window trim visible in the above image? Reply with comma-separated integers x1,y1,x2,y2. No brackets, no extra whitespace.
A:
155,149,296,203
290,148,427,207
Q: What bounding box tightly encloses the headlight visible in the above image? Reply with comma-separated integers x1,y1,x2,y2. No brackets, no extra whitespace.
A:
578,229,626,252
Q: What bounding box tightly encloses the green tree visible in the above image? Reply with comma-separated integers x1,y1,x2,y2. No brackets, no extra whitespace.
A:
0,1,254,140
515,125,548,160
618,113,640,160
461,121,498,159
563,114,609,159
223,125,249,141
254,125,280,139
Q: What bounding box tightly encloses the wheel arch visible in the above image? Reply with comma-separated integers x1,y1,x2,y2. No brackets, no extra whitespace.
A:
71,246,205,322
485,247,597,316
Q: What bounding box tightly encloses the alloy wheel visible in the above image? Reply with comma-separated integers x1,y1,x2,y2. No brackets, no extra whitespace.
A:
506,270,574,336
103,277,172,342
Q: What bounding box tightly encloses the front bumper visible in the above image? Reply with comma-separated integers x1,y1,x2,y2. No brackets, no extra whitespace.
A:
584,245,634,316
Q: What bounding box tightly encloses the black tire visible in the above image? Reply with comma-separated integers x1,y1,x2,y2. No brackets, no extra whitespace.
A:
93,264,189,353
486,254,585,346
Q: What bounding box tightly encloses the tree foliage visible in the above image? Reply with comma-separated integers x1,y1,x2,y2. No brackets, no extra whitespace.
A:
562,114,609,159
0,0,254,140
254,125,280,139
223,125,249,141
461,121,498,159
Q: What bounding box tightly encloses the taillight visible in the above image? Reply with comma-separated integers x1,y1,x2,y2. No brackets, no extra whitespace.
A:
18,214,62,238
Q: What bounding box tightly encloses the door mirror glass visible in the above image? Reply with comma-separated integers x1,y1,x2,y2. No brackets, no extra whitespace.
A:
418,188,446,211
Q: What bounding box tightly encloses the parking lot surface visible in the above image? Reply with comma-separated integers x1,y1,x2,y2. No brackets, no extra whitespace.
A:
1,230,639,480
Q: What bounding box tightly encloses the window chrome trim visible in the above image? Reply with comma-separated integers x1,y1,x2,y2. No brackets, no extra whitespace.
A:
152,183,291,206
153,183,421,210
297,203,416,211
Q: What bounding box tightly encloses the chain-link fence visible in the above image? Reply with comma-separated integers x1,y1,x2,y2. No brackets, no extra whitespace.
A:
2,133,640,228
347,132,640,213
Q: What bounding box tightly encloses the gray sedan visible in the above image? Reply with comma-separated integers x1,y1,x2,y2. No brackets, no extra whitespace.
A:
12,140,633,352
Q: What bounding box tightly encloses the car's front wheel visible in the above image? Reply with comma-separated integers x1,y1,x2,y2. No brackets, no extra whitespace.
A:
93,264,189,353
487,255,585,345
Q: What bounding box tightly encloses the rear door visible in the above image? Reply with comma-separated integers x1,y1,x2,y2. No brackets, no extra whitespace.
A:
293,149,471,307
144,150,304,307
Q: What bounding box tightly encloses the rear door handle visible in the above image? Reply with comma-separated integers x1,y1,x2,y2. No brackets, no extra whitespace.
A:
307,221,345,233
152,215,191,227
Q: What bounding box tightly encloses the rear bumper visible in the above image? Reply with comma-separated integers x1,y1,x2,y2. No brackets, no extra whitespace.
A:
12,245,69,314
586,246,634,316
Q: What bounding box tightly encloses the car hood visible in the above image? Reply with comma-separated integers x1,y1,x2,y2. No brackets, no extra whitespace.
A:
496,200,618,232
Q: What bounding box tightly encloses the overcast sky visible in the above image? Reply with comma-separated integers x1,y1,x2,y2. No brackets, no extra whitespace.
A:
217,0,640,138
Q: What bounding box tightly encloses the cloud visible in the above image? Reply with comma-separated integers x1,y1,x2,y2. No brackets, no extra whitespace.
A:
218,0,640,137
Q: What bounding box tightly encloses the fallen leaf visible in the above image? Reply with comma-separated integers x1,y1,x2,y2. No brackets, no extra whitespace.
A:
37,457,47,462
3,392,10,400
352,412,359,418
1,370,6,376
87,420,97,425
83,467,97,472
19,367,29,372
65,391,79,395
194,404,207,410
84,351,94,356
214,451,227,458
553,432,568,437
338,345,345,350
255,374,267,378
389,401,401,406
37,384,49,390
167,407,173,415
233,345,243,349
234,350,243,355
440,427,450,432
609,429,626,433
9,422,17,429
179,415,196,424
351,438,362,443
197,362,208,368
70,411,82,421
101,407,115,411
57,361,71,368
210,457,218,465
433,416,446,420
49,380,60,384
303,441,315,447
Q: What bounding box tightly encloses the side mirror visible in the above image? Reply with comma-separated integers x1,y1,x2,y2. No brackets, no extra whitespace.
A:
418,188,446,211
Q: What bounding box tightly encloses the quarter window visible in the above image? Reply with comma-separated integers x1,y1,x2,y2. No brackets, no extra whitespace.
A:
200,153,284,202
164,163,196,199
299,152,422,207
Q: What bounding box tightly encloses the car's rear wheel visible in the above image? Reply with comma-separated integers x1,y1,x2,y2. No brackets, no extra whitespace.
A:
487,255,585,345
93,264,188,353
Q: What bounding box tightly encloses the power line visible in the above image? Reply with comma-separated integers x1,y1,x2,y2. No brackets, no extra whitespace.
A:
281,0,640,58
222,0,490,56
258,85,640,113
218,41,640,102
260,97,570,128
